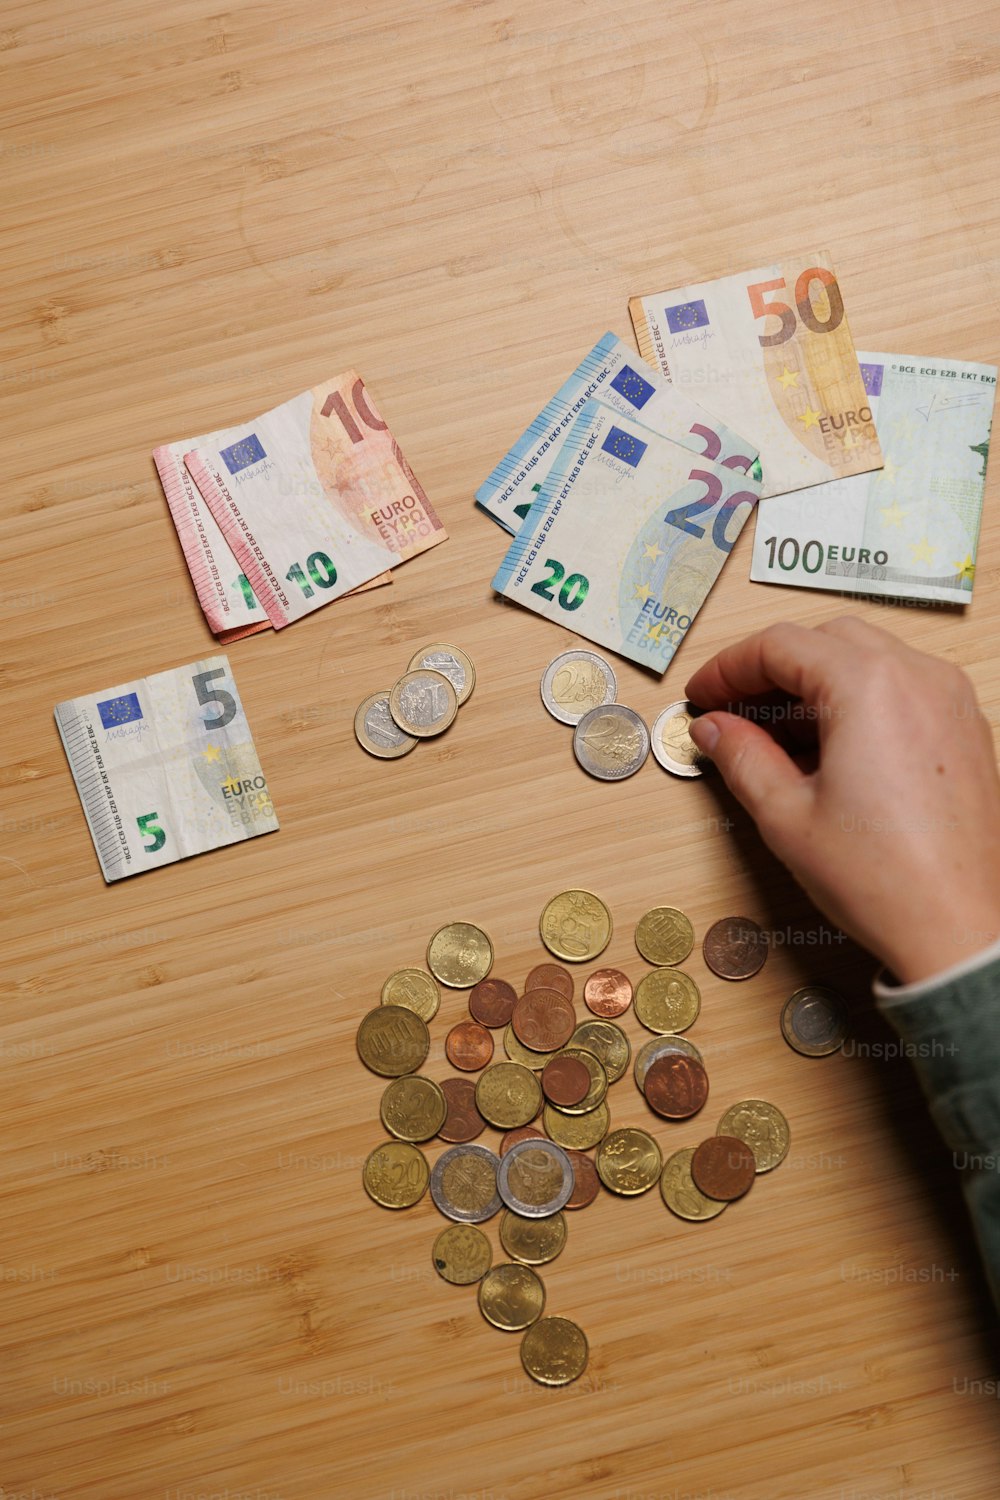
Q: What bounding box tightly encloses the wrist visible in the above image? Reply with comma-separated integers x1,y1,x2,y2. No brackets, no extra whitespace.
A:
880,914,1000,986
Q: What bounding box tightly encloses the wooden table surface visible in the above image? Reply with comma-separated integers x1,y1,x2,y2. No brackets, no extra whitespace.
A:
3,1,999,1496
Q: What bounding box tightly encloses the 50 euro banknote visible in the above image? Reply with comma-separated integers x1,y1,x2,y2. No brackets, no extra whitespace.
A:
476,331,759,533
185,372,446,628
750,352,997,603
491,402,761,674
629,254,883,499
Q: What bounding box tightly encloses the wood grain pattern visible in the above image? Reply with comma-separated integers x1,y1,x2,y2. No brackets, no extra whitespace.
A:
2,1,999,1496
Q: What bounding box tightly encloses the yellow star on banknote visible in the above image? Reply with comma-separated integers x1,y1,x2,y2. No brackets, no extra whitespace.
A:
879,499,907,528
221,774,242,794
777,367,799,390
880,457,899,483
644,619,663,641
633,581,653,604
910,536,937,565
952,553,976,582
202,743,222,763
798,406,821,429
643,542,663,561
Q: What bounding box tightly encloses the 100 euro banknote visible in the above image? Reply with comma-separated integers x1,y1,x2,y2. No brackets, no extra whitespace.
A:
491,402,762,674
476,331,759,534
185,372,446,628
629,254,883,499
55,655,278,882
750,353,997,603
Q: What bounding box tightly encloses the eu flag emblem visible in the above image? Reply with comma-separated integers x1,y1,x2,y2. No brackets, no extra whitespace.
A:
610,364,655,410
859,362,884,398
665,299,710,334
220,434,267,475
97,692,143,728
602,426,647,469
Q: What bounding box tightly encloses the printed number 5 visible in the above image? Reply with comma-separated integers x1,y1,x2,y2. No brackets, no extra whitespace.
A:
192,667,237,729
137,812,166,852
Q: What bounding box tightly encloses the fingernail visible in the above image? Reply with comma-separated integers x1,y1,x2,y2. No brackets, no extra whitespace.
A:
689,717,720,754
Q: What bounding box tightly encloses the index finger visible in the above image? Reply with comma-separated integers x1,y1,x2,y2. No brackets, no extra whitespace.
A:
684,622,852,708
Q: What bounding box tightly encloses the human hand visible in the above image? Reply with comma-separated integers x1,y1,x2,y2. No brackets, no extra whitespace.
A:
684,617,1000,985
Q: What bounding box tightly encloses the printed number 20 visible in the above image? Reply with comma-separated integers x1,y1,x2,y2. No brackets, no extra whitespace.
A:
530,559,589,610
663,470,757,554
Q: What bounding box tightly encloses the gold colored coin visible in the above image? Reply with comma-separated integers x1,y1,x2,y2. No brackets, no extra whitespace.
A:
407,643,476,705
570,1019,630,1084
478,1262,546,1331
545,1048,607,1116
362,1140,430,1208
539,890,613,963
426,922,494,988
520,1316,589,1386
354,690,419,759
596,1127,662,1196
500,1210,567,1266
380,967,441,1022
543,1099,609,1151
635,906,695,966
356,1005,430,1077
504,1023,557,1071
432,1223,493,1285
379,1075,448,1142
388,669,458,738
717,1099,791,1173
475,1062,543,1129
660,1145,728,1221
634,969,701,1034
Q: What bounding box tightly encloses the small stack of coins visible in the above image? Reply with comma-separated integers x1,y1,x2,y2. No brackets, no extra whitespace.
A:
354,642,475,758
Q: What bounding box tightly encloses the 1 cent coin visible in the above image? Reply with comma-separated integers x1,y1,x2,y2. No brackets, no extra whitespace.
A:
438,1077,487,1143
583,968,633,1017
541,1052,591,1107
643,1053,709,1119
562,1149,601,1209
469,977,518,1028
690,1134,756,1201
703,916,768,980
445,1019,494,1071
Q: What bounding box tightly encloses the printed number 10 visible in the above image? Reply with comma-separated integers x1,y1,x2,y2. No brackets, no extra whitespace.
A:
286,551,338,597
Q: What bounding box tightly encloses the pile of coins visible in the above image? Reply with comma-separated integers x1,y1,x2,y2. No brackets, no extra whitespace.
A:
355,643,476,758
357,891,833,1385
540,649,707,780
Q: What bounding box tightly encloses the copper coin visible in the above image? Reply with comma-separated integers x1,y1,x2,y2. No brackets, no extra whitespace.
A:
511,988,577,1052
500,1125,546,1155
525,963,574,1001
643,1053,709,1119
563,1149,601,1209
691,1135,756,1200
702,916,768,980
445,1020,494,1072
583,968,633,1018
438,1077,487,1142
469,977,518,1028
541,1053,591,1107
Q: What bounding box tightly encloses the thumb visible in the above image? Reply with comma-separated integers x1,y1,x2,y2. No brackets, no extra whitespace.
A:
689,711,808,830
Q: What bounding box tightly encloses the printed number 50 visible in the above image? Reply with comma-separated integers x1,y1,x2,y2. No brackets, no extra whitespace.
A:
530,560,589,610
747,266,844,347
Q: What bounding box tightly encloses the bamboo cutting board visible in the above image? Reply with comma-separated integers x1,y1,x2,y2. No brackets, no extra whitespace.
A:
2,1,999,1497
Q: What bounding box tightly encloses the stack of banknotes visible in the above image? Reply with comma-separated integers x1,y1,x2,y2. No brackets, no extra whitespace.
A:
154,371,446,642
481,253,996,673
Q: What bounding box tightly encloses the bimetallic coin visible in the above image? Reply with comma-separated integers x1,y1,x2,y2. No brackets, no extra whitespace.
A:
546,1048,607,1116
438,1077,487,1143
500,1125,545,1155
500,1209,567,1266
362,1140,429,1209
380,967,440,1022
563,1149,601,1209
478,1262,545,1331
388,669,458,738
427,922,494,988
469,977,518,1028
644,1053,710,1120
583,968,633,1018
634,1034,703,1091
354,690,419,760
703,915,768,980
475,1061,543,1129
430,1143,502,1223
650,700,707,778
511,988,576,1052
540,889,613,963
432,1223,492,1285
356,1005,430,1077
520,1316,589,1386
445,1019,494,1072
717,1099,791,1173
407,643,476,705
573,704,650,781
497,1138,575,1217
379,1075,448,1142
540,650,617,726
571,1019,630,1084
634,969,701,1034
543,1099,609,1151
660,1146,728,1222
691,1135,756,1201
541,1052,591,1108
635,906,694,966
525,962,574,1000
781,986,849,1057
596,1127,662,1196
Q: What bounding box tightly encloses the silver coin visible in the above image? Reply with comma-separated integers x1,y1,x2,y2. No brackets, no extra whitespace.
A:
573,704,650,781
650,700,706,778
781,987,849,1057
496,1138,575,1218
389,669,458,738
540,650,617,725
634,1034,703,1091
430,1143,502,1223
407,643,476,705
354,691,418,759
